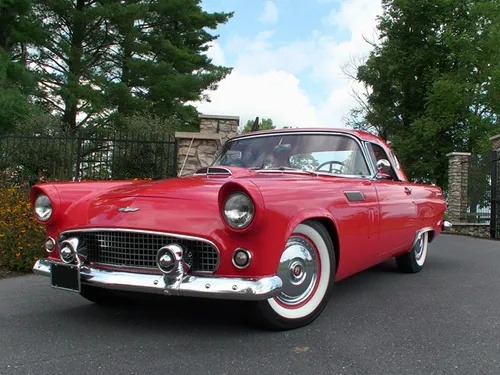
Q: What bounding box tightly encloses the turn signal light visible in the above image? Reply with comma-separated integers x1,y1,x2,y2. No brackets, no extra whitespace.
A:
232,248,252,269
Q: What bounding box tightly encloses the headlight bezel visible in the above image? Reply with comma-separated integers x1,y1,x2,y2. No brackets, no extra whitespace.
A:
34,193,53,222
222,191,255,230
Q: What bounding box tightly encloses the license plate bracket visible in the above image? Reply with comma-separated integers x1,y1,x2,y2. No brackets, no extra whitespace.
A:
50,263,81,293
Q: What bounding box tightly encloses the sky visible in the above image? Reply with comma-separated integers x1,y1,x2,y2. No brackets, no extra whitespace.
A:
192,0,384,130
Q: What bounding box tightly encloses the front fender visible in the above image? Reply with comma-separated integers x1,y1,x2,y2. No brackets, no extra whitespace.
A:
284,208,339,242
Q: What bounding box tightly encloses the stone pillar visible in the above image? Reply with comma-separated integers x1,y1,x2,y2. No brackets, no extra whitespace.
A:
446,152,471,223
174,114,240,177
199,114,239,144
175,132,221,177
491,134,500,151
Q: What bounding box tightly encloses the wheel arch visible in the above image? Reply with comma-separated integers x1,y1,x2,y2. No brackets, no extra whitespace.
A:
409,227,434,250
303,217,340,273
427,230,436,243
285,209,340,274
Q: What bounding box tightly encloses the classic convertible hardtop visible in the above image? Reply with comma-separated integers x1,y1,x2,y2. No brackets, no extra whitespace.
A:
30,126,447,331
213,127,409,182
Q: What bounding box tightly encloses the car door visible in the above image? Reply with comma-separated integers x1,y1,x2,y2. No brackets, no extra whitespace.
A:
330,180,382,279
367,143,417,255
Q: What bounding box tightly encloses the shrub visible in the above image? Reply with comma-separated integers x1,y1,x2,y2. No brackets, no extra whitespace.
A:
0,186,45,272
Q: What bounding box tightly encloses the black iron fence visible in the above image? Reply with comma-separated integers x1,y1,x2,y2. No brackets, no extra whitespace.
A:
491,150,499,239
0,130,178,187
467,152,492,223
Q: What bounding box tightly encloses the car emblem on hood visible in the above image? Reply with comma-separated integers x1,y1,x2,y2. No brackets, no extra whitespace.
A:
118,207,140,212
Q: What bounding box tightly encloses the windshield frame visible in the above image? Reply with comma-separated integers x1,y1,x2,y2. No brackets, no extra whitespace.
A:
211,130,378,179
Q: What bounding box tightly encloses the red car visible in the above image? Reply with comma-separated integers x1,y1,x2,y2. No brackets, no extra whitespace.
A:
31,128,447,330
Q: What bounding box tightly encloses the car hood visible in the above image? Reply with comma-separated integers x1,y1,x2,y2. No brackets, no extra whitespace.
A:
94,167,259,200
97,177,224,200
59,166,353,233
60,167,255,232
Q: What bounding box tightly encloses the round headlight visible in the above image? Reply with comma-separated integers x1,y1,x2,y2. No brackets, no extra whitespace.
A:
223,192,255,229
34,194,53,222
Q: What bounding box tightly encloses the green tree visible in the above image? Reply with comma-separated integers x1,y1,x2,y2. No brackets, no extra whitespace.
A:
29,0,116,134
104,0,233,129
242,117,276,133
0,0,43,133
346,0,500,190
25,0,233,134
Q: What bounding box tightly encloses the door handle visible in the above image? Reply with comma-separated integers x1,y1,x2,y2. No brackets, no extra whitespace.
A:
404,187,412,195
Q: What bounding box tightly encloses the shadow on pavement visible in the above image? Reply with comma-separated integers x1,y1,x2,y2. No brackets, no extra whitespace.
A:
38,259,414,334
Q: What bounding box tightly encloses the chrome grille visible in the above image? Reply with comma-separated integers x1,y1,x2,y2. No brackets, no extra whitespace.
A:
59,230,219,273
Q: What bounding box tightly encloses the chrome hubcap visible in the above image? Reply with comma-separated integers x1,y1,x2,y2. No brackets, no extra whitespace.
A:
275,236,319,306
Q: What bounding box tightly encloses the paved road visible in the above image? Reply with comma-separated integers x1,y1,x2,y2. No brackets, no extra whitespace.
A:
1,234,499,375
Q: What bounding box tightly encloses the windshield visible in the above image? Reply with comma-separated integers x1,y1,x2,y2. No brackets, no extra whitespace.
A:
212,133,372,177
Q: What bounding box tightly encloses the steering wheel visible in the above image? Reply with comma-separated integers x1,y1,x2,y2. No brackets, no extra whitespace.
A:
315,161,346,174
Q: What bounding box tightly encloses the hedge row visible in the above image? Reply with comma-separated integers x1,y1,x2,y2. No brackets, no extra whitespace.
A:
0,187,45,272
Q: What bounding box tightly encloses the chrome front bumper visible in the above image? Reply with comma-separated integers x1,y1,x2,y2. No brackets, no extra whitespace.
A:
32,258,283,301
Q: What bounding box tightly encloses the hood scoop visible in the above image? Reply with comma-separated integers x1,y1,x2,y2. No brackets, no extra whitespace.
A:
193,166,233,177
192,166,257,179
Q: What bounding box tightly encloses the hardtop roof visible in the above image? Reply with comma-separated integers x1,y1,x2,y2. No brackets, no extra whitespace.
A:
231,127,389,148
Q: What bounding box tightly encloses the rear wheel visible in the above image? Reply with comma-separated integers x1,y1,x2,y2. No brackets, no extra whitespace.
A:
253,220,336,330
395,231,429,273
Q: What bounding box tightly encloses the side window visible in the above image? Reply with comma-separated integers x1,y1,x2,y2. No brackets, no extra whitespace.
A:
368,143,398,180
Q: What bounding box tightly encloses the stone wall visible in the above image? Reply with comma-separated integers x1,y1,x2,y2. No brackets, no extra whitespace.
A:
199,114,239,144
175,132,221,176
446,223,491,239
446,152,471,223
491,134,500,151
175,114,239,176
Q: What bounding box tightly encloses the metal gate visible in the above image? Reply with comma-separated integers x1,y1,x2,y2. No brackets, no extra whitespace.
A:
491,150,499,239
0,131,178,186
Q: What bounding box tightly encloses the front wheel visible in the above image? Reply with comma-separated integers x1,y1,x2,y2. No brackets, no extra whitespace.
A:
252,220,336,330
395,231,429,273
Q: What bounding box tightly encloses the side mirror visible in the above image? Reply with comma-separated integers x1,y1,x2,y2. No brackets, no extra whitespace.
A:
373,159,392,180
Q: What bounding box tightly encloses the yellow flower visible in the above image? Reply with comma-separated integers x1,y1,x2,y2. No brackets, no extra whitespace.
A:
15,253,20,258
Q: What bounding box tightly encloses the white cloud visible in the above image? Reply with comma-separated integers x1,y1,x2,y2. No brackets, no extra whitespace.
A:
194,0,383,130
204,41,225,66
258,1,279,24
196,70,320,129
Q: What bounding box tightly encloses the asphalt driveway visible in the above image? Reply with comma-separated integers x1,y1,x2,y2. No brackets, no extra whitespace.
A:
1,234,499,375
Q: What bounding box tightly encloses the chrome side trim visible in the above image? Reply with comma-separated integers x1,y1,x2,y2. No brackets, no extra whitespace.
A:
344,191,366,202
32,259,283,301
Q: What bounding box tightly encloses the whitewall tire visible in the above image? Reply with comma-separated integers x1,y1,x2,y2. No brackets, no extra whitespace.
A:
396,231,429,273
253,220,336,330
